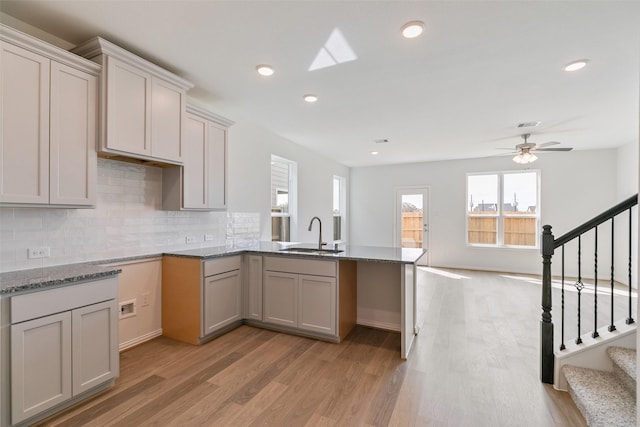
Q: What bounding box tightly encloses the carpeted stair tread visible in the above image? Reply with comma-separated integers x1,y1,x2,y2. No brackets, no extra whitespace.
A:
562,365,636,427
607,346,636,398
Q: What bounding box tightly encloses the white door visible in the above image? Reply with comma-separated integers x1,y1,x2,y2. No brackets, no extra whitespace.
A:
395,187,429,266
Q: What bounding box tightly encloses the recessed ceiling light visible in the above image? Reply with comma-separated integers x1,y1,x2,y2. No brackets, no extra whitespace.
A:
564,59,588,72
256,64,274,76
303,94,318,103
371,151,379,155
401,21,424,39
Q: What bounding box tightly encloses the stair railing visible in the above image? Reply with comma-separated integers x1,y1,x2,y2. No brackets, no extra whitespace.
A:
541,194,638,384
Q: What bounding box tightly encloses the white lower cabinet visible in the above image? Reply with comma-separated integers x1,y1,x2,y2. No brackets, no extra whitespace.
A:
245,255,263,321
8,277,119,425
263,271,298,328
11,312,72,424
263,257,337,337
203,269,242,335
298,275,336,335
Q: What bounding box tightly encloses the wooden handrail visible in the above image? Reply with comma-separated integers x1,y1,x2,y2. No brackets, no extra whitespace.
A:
554,194,637,248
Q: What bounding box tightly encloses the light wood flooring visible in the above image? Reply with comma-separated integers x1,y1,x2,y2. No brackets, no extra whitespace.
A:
38,268,591,426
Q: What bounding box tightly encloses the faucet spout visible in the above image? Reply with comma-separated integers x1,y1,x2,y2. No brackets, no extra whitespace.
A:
308,216,325,250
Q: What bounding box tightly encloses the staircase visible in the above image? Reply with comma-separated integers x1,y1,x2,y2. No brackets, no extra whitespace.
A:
562,346,636,426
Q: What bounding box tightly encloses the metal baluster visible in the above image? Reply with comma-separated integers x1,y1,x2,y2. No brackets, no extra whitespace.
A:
560,245,566,350
626,207,635,325
609,217,616,332
592,227,599,338
576,235,584,344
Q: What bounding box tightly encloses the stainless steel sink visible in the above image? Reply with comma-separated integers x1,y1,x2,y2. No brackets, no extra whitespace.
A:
279,247,343,255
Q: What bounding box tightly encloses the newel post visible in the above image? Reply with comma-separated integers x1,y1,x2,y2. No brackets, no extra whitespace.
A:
541,225,555,384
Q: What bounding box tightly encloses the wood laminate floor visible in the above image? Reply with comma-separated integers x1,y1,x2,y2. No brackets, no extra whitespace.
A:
38,268,595,427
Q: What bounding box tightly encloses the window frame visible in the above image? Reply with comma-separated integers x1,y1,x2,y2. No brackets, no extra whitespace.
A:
271,155,297,242
466,170,540,249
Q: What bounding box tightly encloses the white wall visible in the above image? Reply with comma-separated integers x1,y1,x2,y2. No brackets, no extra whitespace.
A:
615,140,639,285
350,148,622,275
227,121,350,244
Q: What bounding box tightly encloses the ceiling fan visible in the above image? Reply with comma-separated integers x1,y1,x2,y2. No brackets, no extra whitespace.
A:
506,133,573,164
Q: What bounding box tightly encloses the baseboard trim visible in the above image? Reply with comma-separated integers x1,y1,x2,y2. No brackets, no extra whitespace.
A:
119,329,163,352
356,319,401,332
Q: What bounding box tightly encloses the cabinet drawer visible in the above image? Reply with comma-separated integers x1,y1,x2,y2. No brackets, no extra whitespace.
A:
204,255,241,277
263,256,336,277
11,277,118,324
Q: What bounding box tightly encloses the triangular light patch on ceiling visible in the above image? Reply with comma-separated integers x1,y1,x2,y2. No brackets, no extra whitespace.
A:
308,28,358,71
309,47,337,71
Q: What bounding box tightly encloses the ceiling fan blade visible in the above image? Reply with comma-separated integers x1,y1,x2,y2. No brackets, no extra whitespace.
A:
536,147,573,152
536,141,560,148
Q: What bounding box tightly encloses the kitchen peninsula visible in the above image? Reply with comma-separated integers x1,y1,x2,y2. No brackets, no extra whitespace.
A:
162,242,425,360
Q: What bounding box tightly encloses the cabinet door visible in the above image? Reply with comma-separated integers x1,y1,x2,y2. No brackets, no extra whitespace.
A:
50,61,97,206
72,299,119,395
11,312,72,424
0,41,50,204
207,121,227,209
182,113,207,209
263,271,298,328
151,77,185,162
105,56,151,156
245,255,263,321
298,275,336,336
203,270,242,335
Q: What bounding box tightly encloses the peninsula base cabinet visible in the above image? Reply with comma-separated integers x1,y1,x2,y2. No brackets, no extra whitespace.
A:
5,277,119,426
262,257,342,340
162,255,242,345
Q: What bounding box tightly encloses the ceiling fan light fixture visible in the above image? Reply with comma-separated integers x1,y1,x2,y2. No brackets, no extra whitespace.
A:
401,20,424,39
513,151,538,164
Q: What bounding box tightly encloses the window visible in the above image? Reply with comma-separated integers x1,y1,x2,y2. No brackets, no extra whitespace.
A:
333,175,346,241
466,171,539,247
271,156,297,242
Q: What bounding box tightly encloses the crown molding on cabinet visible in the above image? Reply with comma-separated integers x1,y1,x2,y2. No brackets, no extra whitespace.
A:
71,36,193,90
186,103,235,128
0,24,101,75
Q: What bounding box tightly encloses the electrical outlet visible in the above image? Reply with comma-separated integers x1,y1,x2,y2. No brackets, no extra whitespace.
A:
141,292,150,307
28,247,50,259
185,236,198,244
204,234,214,241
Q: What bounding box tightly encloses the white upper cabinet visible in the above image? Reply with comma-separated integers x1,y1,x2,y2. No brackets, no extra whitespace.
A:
162,104,233,211
0,25,99,207
72,37,193,165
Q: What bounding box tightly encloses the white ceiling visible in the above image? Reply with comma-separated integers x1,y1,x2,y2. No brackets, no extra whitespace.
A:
2,1,639,167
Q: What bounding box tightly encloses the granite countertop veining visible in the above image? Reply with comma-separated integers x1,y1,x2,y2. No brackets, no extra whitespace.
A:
0,242,425,295
0,263,122,295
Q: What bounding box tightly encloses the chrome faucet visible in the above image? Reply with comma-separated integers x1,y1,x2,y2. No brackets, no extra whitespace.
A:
308,216,326,250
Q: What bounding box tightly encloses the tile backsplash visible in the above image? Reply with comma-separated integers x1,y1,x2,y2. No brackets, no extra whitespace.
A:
0,159,260,272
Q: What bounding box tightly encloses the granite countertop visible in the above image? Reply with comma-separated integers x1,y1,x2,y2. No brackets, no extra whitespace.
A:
0,263,122,295
0,242,425,295
163,242,426,264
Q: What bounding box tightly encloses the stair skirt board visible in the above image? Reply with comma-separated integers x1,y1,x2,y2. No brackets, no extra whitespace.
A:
562,365,636,427
554,322,636,391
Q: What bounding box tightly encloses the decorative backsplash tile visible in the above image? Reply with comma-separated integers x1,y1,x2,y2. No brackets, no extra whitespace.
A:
0,159,260,272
